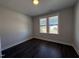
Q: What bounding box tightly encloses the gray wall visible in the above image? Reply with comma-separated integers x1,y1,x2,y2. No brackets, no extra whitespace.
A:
33,8,74,46
74,0,79,55
0,37,2,57
0,7,33,51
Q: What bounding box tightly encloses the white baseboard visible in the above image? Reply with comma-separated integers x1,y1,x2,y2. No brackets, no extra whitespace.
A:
34,36,73,46
2,36,79,56
72,45,79,56
2,37,33,51
34,36,79,56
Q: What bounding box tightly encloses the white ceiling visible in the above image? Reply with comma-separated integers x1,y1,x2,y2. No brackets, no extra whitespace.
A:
0,0,77,16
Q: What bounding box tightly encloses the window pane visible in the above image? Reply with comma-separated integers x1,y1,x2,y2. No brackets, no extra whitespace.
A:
49,25,58,34
49,16,58,25
40,26,47,33
40,18,47,25
48,16,58,34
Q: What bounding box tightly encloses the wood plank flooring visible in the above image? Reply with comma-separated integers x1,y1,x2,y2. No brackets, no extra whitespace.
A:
2,38,79,58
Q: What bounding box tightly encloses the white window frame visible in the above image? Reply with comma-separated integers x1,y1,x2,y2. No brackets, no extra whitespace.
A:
39,15,59,34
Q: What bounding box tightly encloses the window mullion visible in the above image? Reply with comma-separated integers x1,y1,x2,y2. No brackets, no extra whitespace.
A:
47,17,49,33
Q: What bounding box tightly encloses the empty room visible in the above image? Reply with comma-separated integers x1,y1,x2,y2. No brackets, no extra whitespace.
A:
0,0,79,58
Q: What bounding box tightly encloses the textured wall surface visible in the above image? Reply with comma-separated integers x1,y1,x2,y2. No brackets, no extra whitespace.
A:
74,0,79,55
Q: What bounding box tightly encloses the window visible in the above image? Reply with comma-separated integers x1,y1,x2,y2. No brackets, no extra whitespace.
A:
40,18,47,33
40,16,58,34
48,16,58,34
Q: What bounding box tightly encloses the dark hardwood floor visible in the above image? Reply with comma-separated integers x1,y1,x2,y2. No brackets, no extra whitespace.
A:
2,38,79,58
